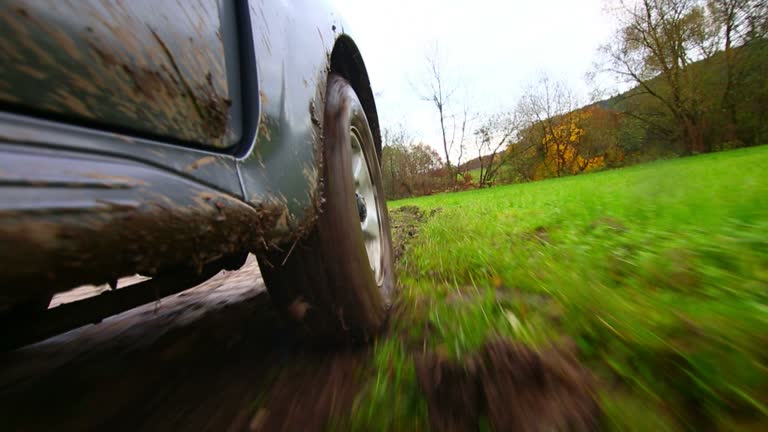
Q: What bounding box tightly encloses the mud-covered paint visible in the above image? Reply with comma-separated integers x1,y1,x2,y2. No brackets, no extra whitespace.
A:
0,0,382,307
232,0,383,242
0,0,242,149
0,112,242,195
0,0,380,239
0,143,284,310
237,0,339,238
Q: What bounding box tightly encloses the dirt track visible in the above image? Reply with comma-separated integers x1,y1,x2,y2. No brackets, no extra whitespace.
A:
0,256,364,431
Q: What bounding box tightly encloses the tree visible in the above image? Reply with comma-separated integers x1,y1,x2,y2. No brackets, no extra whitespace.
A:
705,0,767,144
419,46,473,186
601,0,712,154
381,125,414,198
513,76,613,179
453,104,474,184
406,142,444,195
422,48,454,182
580,105,624,167
473,111,519,187
380,124,444,199
502,139,540,183
517,75,583,177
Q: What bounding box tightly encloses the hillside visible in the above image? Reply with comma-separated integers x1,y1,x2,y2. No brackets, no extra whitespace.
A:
599,39,768,153
475,40,768,186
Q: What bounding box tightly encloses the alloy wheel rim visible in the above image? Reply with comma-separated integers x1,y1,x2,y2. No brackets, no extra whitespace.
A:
350,127,383,285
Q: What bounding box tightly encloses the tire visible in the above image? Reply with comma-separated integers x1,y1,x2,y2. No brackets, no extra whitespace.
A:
257,74,393,344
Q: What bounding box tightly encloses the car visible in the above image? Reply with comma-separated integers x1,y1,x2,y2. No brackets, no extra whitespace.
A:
0,0,393,348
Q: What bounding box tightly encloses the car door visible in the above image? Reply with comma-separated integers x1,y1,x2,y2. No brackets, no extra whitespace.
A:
0,0,255,194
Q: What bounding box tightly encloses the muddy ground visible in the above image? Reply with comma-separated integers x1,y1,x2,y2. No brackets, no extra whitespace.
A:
0,209,599,431
0,256,366,431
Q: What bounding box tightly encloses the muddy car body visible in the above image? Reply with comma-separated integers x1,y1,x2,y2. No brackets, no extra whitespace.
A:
0,0,393,348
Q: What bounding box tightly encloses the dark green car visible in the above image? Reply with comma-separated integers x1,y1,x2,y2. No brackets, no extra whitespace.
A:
0,0,393,348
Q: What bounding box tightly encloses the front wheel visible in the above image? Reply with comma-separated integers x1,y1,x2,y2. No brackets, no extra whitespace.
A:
257,74,393,343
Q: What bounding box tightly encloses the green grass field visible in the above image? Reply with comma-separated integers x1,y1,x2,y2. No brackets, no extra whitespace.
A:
351,146,768,430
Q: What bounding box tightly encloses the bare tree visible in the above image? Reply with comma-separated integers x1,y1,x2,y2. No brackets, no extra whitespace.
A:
422,49,454,176
419,46,475,187
708,0,768,48
473,111,519,187
453,103,473,183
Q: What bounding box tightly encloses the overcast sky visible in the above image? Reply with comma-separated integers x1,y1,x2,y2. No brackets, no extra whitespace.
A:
334,0,620,154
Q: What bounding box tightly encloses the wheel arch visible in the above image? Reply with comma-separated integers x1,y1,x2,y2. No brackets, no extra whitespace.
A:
329,35,382,161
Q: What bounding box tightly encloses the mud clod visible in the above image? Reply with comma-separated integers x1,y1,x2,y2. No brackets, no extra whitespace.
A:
416,340,600,432
251,351,365,432
415,353,482,432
